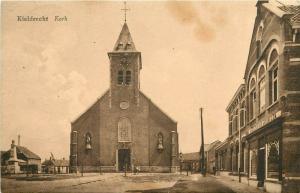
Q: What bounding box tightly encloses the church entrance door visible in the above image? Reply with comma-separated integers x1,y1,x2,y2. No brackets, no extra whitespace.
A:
118,149,131,172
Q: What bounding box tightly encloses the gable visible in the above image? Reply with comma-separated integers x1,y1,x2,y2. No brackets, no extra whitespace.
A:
244,4,283,81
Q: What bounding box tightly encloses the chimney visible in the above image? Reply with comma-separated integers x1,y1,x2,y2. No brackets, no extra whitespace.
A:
18,134,20,146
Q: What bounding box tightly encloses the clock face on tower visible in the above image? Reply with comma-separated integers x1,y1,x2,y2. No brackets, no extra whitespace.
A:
120,101,129,110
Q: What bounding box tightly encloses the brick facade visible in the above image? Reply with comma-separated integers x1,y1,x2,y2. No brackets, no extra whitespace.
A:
215,1,300,193
70,23,179,173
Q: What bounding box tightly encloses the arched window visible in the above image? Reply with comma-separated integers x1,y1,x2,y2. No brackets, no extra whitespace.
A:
229,115,233,136
268,49,279,104
118,70,124,85
240,101,245,128
233,109,239,133
117,70,132,86
85,132,92,150
157,132,164,151
249,77,256,120
125,70,131,85
118,117,131,142
258,64,266,112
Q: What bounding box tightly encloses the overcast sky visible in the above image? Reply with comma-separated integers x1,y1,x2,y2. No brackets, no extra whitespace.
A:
1,1,257,160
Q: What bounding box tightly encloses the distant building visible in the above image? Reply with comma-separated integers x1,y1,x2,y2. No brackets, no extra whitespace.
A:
182,140,221,173
215,1,300,193
206,140,221,174
182,151,201,172
42,157,69,174
1,138,41,174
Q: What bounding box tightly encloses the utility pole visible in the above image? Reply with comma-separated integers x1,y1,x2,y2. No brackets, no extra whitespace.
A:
200,108,206,177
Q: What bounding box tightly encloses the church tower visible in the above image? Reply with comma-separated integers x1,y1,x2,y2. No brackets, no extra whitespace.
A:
108,22,142,108
70,13,178,173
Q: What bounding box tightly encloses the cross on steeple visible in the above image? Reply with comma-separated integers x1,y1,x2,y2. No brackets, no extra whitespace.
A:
121,1,130,23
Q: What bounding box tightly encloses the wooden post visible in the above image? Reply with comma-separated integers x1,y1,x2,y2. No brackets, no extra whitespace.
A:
26,160,29,177
200,108,206,177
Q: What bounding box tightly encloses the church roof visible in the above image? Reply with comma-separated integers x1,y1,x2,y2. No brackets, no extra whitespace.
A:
113,23,137,52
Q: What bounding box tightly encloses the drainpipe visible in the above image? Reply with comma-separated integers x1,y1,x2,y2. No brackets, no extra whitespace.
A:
238,105,241,183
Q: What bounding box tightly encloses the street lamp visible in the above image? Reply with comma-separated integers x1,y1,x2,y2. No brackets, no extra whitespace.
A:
179,152,183,175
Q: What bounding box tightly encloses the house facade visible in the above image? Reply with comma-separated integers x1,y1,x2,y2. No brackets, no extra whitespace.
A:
42,158,69,174
215,1,300,193
1,139,41,174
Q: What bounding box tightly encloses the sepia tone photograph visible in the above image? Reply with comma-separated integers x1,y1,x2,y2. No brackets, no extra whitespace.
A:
1,1,300,193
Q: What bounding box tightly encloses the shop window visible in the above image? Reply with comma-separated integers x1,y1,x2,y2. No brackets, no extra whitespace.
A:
250,149,257,177
267,139,280,179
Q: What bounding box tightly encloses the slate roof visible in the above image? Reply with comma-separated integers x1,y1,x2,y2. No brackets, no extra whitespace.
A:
183,144,209,161
16,146,41,160
1,146,41,161
113,22,137,52
262,0,300,26
182,152,200,161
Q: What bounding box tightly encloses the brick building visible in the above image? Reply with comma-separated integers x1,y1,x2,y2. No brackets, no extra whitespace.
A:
215,1,300,193
182,140,221,173
69,22,179,173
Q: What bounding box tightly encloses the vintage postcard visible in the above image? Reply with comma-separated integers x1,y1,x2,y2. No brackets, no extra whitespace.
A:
1,1,300,193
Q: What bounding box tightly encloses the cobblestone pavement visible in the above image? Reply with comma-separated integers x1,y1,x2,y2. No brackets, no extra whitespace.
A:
127,174,266,193
1,173,266,193
1,173,180,193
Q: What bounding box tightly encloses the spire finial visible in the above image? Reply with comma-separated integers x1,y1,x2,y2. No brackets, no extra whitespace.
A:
121,1,130,23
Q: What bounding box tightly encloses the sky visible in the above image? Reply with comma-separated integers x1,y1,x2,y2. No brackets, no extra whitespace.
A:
1,1,257,160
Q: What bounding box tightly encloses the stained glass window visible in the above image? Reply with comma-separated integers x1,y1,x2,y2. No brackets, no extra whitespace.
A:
118,118,131,142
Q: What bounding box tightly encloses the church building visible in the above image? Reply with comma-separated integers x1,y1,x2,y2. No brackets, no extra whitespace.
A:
69,22,179,173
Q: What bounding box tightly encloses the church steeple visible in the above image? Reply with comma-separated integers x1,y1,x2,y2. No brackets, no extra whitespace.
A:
113,23,137,52
108,22,142,108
